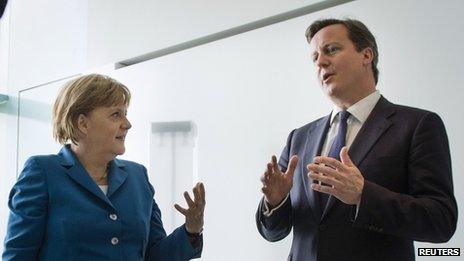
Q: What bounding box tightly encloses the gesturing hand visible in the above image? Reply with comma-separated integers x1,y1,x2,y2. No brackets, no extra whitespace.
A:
307,147,364,205
260,155,299,207
174,182,205,234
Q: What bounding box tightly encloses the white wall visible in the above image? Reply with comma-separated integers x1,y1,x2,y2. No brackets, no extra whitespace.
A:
1,0,463,259
86,0,318,67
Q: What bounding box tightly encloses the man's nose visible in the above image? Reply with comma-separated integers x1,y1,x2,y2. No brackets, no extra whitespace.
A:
315,53,330,67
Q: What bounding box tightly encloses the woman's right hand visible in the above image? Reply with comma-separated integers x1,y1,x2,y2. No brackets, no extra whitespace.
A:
260,155,299,207
174,182,205,234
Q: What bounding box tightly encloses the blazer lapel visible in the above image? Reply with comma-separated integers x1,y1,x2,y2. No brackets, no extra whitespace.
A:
58,146,114,208
107,159,128,198
321,97,395,219
349,96,395,166
302,115,331,220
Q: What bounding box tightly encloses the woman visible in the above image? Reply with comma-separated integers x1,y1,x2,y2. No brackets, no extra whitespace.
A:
3,74,205,260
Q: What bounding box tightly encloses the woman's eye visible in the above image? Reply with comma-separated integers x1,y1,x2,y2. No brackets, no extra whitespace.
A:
112,112,121,118
327,46,339,55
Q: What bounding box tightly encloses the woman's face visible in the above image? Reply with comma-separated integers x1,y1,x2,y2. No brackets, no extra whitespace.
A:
78,104,132,158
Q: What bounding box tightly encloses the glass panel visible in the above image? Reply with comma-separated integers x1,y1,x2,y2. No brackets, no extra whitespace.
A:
17,76,80,176
150,121,198,232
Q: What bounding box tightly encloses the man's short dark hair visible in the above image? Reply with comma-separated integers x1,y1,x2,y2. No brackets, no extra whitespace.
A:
305,18,379,84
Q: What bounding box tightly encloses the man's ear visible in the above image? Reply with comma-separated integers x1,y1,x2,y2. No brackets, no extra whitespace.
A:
362,47,374,66
76,114,89,136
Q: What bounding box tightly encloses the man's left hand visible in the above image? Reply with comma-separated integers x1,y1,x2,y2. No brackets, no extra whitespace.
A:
307,147,364,205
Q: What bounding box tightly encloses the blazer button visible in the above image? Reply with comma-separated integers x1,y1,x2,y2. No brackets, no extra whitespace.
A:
109,214,118,221
111,237,119,245
319,224,327,231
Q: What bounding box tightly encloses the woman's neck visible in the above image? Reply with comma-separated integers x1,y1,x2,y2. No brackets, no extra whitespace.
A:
70,143,110,185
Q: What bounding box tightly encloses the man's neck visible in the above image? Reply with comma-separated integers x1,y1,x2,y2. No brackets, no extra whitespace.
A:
332,85,376,110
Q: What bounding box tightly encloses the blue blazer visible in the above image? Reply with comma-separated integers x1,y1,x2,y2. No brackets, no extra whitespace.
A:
3,145,202,260
256,97,457,261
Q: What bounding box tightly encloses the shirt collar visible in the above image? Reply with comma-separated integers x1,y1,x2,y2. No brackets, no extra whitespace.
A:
330,90,381,124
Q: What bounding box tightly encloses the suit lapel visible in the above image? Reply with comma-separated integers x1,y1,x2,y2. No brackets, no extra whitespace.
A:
321,97,395,219
58,145,115,208
302,115,331,220
107,159,128,198
349,97,395,166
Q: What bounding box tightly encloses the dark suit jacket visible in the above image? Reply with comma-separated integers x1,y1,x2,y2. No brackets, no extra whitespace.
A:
3,145,202,260
256,97,457,261
0,0,7,19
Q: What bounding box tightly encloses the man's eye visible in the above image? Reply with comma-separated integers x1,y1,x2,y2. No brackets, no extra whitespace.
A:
312,54,318,62
112,112,121,118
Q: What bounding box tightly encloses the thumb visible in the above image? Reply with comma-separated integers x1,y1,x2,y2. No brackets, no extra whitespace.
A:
286,155,299,178
340,147,354,167
174,204,187,216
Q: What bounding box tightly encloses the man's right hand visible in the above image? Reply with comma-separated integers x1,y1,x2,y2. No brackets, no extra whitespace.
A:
260,155,299,208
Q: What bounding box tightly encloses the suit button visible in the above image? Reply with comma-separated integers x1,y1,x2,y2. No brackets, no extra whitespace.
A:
109,214,118,221
111,237,119,245
319,224,327,231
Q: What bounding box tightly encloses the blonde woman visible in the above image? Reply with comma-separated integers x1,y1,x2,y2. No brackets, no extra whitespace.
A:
3,74,205,260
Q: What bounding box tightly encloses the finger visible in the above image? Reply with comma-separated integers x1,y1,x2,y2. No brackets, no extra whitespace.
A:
261,186,268,194
260,173,269,184
307,163,343,180
308,172,343,187
183,191,195,207
286,155,299,179
340,147,354,167
261,167,273,185
193,182,204,206
310,182,336,196
193,184,201,203
174,203,188,215
267,162,274,175
271,155,281,174
199,182,206,204
314,156,346,171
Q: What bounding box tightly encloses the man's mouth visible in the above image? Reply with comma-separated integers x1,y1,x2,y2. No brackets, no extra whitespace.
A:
116,135,125,141
322,73,335,82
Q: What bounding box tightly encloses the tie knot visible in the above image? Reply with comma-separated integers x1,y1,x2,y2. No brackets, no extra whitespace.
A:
339,110,350,122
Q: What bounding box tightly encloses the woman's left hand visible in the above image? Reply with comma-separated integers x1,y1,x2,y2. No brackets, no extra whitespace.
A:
174,182,205,234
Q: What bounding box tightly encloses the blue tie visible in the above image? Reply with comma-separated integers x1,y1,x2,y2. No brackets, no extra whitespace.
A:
320,110,350,211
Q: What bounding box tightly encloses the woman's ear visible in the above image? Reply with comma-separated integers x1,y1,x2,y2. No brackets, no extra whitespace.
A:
76,114,89,136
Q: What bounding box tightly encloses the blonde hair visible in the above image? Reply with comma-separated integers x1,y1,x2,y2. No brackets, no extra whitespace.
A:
52,74,131,145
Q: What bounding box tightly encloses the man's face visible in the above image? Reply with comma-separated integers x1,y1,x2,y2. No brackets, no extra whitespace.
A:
309,24,369,101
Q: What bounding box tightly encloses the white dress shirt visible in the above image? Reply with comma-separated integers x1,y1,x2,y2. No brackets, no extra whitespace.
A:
98,185,108,195
263,90,381,216
321,90,381,157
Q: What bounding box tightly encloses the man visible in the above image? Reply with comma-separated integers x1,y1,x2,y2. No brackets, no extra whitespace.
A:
256,19,457,261
0,0,7,19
